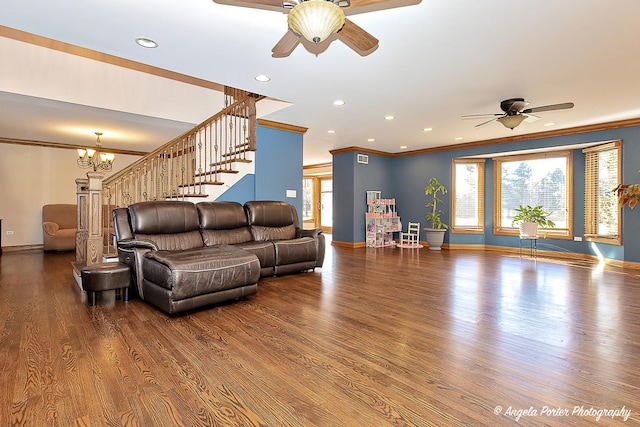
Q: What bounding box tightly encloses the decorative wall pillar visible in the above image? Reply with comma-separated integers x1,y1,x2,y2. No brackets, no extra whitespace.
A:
85,172,105,265
75,178,88,265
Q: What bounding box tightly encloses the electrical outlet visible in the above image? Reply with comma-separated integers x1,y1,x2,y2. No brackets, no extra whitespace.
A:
6,230,14,235
574,236,582,241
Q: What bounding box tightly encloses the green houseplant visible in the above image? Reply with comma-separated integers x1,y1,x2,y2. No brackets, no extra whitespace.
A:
614,184,640,209
424,177,448,250
511,205,555,237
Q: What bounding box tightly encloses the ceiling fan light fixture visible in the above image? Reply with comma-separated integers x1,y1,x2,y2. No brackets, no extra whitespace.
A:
288,0,345,44
497,115,526,129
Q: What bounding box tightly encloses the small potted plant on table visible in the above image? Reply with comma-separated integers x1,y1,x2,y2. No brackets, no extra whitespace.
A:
511,205,555,237
424,177,448,250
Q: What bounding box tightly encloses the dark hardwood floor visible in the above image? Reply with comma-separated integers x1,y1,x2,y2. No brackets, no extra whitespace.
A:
1,243,639,426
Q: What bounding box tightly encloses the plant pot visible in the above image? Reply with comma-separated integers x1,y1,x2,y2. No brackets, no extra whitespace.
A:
424,228,446,251
518,222,538,237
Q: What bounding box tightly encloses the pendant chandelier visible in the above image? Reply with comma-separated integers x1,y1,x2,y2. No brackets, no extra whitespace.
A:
77,132,115,172
287,0,346,44
497,115,527,130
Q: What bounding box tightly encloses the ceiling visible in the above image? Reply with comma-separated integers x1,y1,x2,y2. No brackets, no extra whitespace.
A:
2,0,640,166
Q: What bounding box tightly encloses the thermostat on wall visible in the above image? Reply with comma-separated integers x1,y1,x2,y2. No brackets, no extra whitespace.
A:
286,190,296,198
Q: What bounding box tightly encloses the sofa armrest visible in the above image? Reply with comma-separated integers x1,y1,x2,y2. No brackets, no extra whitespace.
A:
298,228,323,239
117,238,159,251
43,222,60,236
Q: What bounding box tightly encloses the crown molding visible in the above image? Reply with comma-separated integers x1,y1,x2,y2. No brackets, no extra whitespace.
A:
0,137,148,157
329,146,395,157
258,119,308,134
0,25,226,92
330,117,640,158
303,162,332,170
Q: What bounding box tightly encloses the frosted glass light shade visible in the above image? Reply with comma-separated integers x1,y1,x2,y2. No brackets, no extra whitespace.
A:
288,0,345,44
497,115,526,129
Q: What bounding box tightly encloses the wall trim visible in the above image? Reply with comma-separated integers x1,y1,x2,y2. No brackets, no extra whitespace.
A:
331,241,366,248
0,25,226,92
304,162,332,170
1,244,44,252
258,119,308,134
329,146,395,157
329,117,640,158
0,136,148,156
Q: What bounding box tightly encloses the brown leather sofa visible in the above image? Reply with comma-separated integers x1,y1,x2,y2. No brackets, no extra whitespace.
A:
113,200,324,314
42,204,77,251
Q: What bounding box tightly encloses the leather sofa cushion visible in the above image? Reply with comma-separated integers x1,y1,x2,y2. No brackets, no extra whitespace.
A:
143,245,260,301
250,224,296,241
235,240,276,268
201,228,253,245
198,201,254,245
130,201,200,235
198,201,248,229
129,201,203,250
135,231,204,251
274,237,317,265
245,201,297,228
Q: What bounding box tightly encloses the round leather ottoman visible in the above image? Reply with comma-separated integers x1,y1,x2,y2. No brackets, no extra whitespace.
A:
81,262,131,306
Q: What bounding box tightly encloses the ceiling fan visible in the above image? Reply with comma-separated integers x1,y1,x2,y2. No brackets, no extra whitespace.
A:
462,98,575,130
212,0,421,57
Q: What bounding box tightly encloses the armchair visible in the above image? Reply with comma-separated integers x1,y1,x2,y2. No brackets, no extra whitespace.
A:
42,204,77,251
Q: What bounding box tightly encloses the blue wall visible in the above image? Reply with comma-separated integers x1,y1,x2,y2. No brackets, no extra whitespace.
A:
334,125,640,262
216,123,304,217
255,125,303,216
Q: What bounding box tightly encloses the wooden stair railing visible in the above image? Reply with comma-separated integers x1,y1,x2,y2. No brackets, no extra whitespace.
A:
100,88,262,254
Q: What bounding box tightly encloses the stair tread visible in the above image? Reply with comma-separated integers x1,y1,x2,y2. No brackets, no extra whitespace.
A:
178,181,223,187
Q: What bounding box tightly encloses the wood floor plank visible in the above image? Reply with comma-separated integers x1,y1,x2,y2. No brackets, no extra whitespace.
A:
1,246,639,425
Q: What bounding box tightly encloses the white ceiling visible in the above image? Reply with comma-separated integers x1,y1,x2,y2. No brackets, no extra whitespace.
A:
2,0,640,165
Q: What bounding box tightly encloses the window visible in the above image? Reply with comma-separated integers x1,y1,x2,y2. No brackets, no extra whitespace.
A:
452,159,485,233
494,151,572,238
302,178,314,222
584,141,621,244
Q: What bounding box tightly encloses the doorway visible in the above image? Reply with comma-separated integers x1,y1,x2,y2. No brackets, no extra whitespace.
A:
302,175,332,233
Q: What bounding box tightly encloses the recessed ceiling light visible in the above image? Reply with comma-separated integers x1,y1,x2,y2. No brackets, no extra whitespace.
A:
367,138,375,142
544,122,556,127
135,37,158,48
333,100,345,106
400,145,407,149
455,137,463,141
255,74,270,82
384,115,395,120
423,127,433,132
327,130,336,134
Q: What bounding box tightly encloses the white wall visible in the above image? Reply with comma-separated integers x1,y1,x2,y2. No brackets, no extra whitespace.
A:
0,143,140,248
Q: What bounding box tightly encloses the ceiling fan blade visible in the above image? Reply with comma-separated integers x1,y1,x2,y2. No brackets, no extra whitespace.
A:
509,100,529,112
346,0,421,15
272,30,301,57
523,102,574,114
475,116,501,128
462,113,502,119
524,113,540,123
337,18,378,56
212,0,284,13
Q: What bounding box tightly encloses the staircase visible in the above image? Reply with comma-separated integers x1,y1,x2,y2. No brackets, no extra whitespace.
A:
103,88,260,205
100,88,262,252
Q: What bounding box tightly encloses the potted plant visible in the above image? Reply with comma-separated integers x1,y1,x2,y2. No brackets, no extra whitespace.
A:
424,177,448,250
614,184,640,209
511,205,556,237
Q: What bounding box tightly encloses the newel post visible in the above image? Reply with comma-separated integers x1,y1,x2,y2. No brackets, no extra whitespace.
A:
75,178,88,265
85,172,105,265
